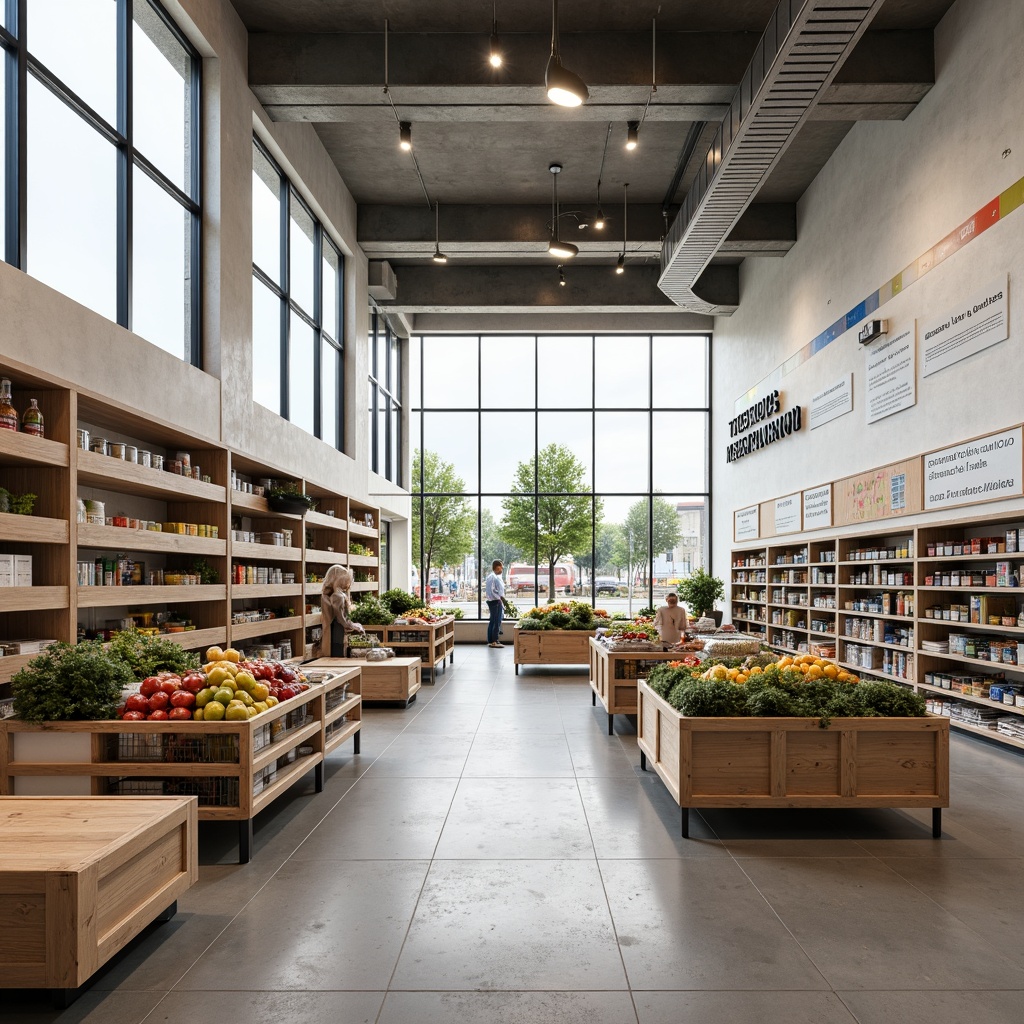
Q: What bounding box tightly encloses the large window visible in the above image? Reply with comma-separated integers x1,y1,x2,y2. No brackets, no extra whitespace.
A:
251,137,344,448
1,0,201,363
368,305,402,484
410,334,712,618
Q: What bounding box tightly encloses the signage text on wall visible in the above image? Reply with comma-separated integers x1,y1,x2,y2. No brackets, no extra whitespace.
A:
734,505,760,542
866,327,916,423
810,375,852,430
924,426,1023,510
726,391,803,463
802,485,832,529
774,493,801,535
922,276,1008,377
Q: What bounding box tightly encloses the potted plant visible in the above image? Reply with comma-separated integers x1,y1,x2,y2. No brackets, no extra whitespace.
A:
677,567,725,624
266,481,316,515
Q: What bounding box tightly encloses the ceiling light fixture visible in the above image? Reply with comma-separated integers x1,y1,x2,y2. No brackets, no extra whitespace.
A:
626,121,639,151
489,1,502,67
399,121,412,151
547,163,579,259
615,182,628,274
432,201,448,264
558,265,566,287
545,0,588,107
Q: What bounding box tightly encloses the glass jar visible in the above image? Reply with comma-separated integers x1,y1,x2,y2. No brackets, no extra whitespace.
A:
21,398,44,437
0,379,17,432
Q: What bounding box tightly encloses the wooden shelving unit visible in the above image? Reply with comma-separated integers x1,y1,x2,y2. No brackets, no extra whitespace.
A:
0,667,361,862
0,365,381,697
731,510,1024,753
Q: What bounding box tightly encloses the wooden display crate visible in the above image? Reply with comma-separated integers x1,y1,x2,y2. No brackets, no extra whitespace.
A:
355,618,455,678
513,628,596,675
0,796,198,997
588,636,685,734
0,668,360,863
636,679,950,837
307,656,421,706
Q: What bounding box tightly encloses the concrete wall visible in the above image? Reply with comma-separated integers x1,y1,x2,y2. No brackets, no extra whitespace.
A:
0,0,410,526
710,0,1024,595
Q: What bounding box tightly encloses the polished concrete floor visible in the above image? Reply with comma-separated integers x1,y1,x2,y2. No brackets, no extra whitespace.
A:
9,644,1024,1023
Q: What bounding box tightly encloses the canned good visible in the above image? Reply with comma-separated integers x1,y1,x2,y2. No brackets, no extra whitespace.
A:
77,428,90,450
151,454,164,470
108,442,127,459
175,451,191,470
138,450,151,467
90,437,108,455
124,445,138,463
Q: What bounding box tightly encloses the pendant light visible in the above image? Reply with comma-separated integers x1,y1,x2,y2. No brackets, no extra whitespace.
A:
545,0,589,107
615,182,628,273
547,163,578,260
558,265,566,287
626,121,639,151
399,122,412,151
489,1,502,67
432,202,448,264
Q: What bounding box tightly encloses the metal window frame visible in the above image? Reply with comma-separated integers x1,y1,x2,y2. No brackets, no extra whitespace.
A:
367,301,402,485
411,332,712,619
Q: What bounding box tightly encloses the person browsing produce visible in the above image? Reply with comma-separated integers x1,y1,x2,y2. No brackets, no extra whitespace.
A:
654,592,689,644
320,564,365,656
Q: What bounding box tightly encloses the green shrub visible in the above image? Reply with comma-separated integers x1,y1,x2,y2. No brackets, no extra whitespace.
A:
107,628,200,679
349,594,395,625
516,616,549,631
381,588,422,615
548,610,571,628
668,679,746,717
12,642,134,721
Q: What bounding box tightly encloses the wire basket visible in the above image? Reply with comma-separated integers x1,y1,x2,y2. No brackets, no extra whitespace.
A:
164,775,240,807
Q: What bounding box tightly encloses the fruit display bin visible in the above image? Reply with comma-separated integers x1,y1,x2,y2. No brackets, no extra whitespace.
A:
0,667,360,862
362,617,455,677
588,636,685,734
636,678,950,838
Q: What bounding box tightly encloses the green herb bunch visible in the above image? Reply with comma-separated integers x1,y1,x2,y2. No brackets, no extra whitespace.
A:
349,594,395,625
381,588,424,615
12,641,134,721
107,628,200,678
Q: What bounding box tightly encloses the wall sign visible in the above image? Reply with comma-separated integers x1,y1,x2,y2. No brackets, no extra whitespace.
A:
922,276,1008,377
802,485,832,529
726,391,804,463
810,375,853,429
866,326,916,423
734,505,760,542
924,426,1023,510
774,493,801,535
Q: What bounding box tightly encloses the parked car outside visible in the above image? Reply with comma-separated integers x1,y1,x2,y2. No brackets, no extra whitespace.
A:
594,576,622,596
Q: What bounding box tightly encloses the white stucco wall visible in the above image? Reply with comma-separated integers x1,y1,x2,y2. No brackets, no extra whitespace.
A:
710,0,1024,591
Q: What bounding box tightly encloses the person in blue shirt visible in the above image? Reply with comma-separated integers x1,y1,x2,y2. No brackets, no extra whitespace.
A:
484,559,505,647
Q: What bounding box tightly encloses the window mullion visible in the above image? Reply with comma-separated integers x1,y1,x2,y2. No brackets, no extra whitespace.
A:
6,0,26,267
116,0,131,329
313,222,322,439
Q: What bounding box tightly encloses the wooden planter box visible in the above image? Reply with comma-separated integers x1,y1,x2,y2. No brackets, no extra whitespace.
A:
513,628,596,674
307,656,421,706
588,637,683,734
636,680,950,837
0,795,198,998
360,618,455,678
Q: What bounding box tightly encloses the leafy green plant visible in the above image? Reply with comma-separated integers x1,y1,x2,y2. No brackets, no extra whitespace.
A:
107,628,200,678
516,616,550,631
191,558,218,585
668,678,746,717
12,641,134,720
637,605,657,618
349,594,395,625
382,588,423,615
677,567,725,618
268,481,317,511
501,596,519,619
0,486,37,515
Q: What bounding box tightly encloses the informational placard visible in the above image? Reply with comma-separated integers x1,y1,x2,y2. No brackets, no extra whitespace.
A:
802,484,832,529
774,493,801,535
924,426,1023,510
866,326,916,423
922,276,1008,377
835,459,921,526
734,505,759,542
810,374,853,429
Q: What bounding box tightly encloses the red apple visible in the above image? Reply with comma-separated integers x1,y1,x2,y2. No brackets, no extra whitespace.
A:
168,707,193,720
181,672,206,694
170,690,196,709
148,691,171,711
158,678,181,695
122,710,146,721
148,709,169,720
126,693,150,713
139,676,162,697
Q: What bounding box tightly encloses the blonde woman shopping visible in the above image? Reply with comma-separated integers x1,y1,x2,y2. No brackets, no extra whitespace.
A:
320,564,365,656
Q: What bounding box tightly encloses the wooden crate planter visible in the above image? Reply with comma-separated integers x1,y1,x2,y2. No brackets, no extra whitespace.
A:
381,618,455,678
0,668,360,863
0,795,198,999
588,637,685,734
636,679,950,837
308,656,421,706
513,628,596,674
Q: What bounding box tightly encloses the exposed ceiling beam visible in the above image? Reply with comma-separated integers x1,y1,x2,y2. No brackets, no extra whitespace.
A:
375,263,737,315
250,30,932,124
357,203,795,260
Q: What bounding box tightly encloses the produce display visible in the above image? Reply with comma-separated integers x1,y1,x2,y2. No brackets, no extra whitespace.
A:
516,601,609,631
115,645,310,722
645,651,926,725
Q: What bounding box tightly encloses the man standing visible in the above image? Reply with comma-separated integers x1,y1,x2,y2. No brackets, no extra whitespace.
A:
485,560,505,648
654,592,689,644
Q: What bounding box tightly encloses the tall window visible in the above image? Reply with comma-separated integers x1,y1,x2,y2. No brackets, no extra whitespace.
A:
1,0,201,363
368,305,402,484
409,334,712,618
251,137,344,448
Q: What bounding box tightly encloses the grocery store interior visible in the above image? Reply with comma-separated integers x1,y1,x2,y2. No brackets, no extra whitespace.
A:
2,0,1024,1021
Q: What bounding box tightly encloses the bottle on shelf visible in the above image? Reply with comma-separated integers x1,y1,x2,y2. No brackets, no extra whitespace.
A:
0,379,17,432
21,398,44,438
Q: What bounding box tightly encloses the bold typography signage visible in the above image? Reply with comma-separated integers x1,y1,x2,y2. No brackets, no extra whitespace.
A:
922,276,1008,377
802,484,832,529
866,327,916,423
810,375,852,429
726,391,803,463
924,426,1023,510
734,505,760,542
774,493,801,535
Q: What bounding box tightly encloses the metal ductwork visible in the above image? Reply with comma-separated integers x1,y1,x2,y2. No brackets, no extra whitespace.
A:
659,0,886,315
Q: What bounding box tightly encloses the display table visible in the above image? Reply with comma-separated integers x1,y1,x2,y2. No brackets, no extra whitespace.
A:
363,617,455,678
513,628,596,675
0,668,360,863
307,656,421,706
0,796,198,1000
588,637,685,734
636,679,950,837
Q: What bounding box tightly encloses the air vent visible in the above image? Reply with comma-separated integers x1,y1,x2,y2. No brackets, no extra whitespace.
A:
368,260,398,301
659,0,886,314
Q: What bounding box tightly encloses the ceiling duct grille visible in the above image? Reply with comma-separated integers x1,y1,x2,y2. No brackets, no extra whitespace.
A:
658,0,886,315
